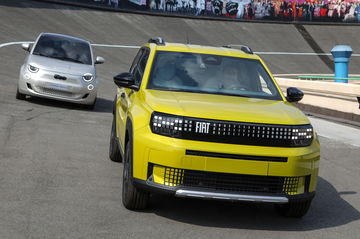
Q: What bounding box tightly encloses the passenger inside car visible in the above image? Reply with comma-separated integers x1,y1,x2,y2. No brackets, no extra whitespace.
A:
201,64,248,91
221,64,248,90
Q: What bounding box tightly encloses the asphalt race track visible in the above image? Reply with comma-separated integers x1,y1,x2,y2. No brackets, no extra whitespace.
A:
0,1,360,238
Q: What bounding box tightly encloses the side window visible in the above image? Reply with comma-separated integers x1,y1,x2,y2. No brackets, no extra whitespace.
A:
133,49,150,85
129,49,144,73
138,50,149,73
259,74,272,94
256,66,277,95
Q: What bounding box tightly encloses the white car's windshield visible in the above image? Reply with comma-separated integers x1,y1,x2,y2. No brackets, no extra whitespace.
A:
147,51,282,101
32,34,92,65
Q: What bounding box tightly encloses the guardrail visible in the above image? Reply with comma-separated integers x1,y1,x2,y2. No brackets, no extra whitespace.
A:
276,77,360,118
297,75,360,81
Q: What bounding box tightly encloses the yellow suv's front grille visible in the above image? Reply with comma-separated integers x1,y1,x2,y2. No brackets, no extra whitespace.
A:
164,167,184,187
283,176,305,195
150,112,313,147
152,165,308,195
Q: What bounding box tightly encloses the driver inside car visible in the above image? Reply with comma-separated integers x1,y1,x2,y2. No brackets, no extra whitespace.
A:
152,57,182,88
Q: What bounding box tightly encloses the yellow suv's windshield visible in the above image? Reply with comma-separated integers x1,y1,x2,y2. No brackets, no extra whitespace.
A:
147,51,282,100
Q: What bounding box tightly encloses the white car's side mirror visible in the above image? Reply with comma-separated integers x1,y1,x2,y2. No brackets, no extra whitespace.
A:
95,56,105,64
21,43,31,52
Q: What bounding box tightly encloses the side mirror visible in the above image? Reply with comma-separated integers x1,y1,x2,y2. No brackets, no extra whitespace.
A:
21,43,31,52
95,56,105,64
113,72,139,90
286,87,304,102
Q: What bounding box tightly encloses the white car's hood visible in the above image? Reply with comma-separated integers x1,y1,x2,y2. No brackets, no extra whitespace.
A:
27,54,94,75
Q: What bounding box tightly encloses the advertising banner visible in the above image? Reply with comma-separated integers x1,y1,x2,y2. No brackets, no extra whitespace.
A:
129,0,147,6
50,0,360,22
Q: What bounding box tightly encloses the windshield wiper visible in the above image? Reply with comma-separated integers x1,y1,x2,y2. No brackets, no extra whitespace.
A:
33,53,84,64
151,87,251,98
32,52,51,58
215,91,250,98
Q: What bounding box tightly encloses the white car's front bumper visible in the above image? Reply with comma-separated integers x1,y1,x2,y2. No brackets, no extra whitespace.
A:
18,66,98,105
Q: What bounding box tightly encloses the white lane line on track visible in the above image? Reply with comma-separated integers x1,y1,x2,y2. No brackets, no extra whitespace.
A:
256,52,331,56
0,41,34,48
252,52,360,56
91,43,139,49
1,41,360,56
309,117,360,148
0,41,140,49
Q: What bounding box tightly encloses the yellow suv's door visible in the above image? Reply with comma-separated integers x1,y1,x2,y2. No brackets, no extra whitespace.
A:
117,48,150,151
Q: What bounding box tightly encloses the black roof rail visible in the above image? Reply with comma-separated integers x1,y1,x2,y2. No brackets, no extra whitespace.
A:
148,37,165,45
222,44,253,54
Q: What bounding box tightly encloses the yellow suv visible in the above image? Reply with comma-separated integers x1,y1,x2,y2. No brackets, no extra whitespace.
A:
109,38,320,217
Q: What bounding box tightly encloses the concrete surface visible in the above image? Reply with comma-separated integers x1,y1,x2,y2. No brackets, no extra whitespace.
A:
304,25,360,75
0,1,360,238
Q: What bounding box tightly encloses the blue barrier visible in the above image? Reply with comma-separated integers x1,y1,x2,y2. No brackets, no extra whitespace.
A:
331,45,353,83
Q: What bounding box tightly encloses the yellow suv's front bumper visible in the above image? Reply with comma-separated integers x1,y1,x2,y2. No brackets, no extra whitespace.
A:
131,125,320,202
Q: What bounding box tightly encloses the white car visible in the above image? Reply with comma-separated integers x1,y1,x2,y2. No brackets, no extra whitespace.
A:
17,32,104,109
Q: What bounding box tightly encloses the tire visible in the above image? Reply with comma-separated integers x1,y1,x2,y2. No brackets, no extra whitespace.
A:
274,199,313,218
122,139,149,210
109,116,123,162
16,88,26,100
85,97,96,110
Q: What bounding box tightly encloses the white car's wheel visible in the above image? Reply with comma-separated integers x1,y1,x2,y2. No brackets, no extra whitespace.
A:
16,88,26,100
85,97,96,110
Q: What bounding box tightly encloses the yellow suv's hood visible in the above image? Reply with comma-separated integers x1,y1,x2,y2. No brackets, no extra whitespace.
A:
143,90,310,125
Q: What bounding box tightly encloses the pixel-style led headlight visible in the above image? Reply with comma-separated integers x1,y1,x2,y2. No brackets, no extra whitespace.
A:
151,112,184,138
290,127,313,146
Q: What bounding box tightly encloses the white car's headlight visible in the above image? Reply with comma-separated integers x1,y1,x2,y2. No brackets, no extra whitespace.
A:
83,73,93,82
28,64,39,73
